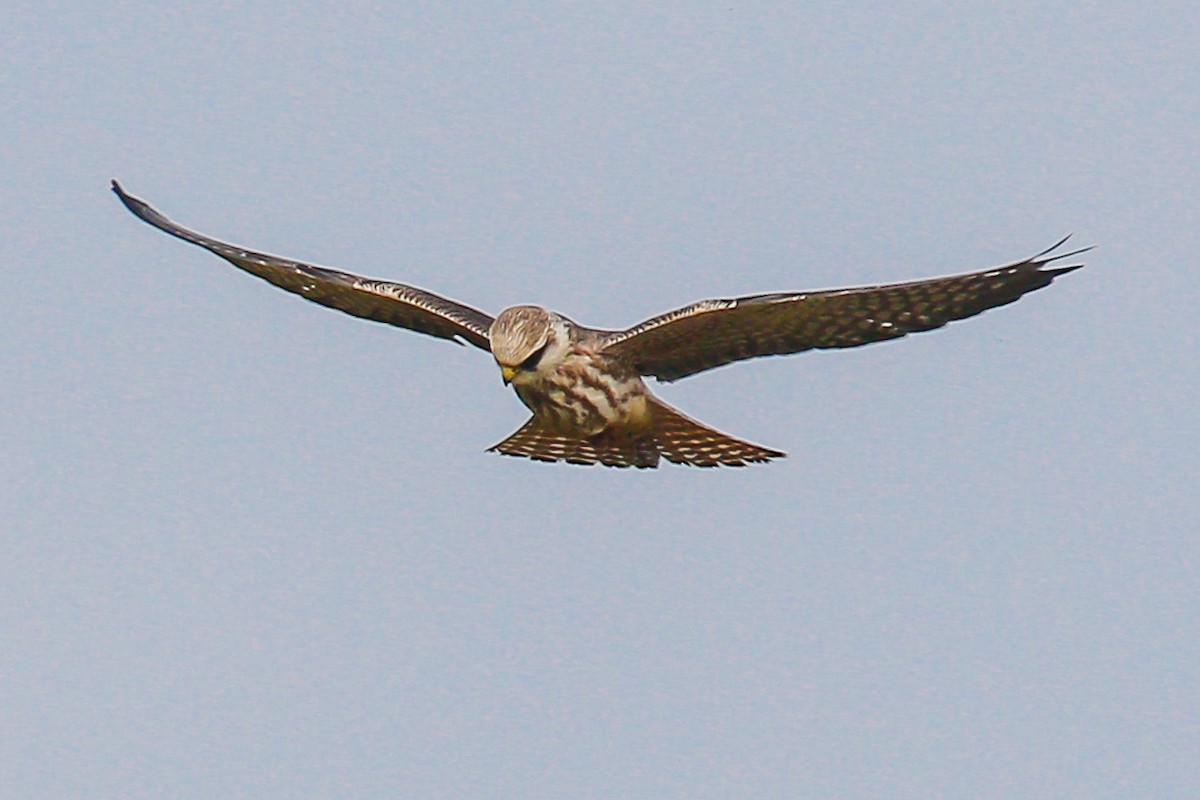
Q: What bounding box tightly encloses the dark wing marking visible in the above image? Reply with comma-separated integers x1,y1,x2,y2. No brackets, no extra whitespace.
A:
112,181,494,350
601,238,1089,381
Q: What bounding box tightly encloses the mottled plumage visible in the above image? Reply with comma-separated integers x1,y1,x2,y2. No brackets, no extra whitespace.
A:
113,181,1087,468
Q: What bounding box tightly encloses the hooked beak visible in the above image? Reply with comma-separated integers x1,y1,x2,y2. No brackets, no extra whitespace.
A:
501,365,517,385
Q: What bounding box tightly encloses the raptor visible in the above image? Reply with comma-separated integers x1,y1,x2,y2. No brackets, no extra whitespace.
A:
112,181,1087,468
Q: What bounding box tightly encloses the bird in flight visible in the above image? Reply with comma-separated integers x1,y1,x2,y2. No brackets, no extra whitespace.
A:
112,181,1087,469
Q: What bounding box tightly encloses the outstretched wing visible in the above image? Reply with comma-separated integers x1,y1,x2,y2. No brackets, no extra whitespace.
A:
112,181,494,350
601,238,1089,382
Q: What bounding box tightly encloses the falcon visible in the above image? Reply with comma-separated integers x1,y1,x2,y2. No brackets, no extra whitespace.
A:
112,181,1087,469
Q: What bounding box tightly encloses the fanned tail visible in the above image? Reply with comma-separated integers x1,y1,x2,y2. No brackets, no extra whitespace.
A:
488,398,784,469
488,416,661,468
646,398,784,467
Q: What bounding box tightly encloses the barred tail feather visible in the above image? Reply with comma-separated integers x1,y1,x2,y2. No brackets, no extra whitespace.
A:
488,399,783,469
488,416,661,468
646,397,784,467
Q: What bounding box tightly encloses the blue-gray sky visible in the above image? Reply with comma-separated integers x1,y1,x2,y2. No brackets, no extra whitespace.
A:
3,3,1197,797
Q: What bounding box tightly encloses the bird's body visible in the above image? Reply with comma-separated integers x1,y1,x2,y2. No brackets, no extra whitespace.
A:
486,306,781,467
112,181,1087,468
497,310,647,438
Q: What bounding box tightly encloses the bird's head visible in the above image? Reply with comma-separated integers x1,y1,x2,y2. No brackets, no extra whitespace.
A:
489,306,570,385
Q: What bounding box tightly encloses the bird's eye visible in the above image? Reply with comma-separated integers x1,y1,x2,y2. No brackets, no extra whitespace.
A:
519,341,550,371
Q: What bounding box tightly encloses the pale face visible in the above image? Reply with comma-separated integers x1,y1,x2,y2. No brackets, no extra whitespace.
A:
489,306,569,385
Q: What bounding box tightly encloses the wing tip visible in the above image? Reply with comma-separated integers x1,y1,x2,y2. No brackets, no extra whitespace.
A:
1046,262,1085,279
1032,234,1093,275
110,178,132,206
110,179,160,225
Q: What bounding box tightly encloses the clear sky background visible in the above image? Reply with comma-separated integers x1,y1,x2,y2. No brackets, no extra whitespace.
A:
3,3,1197,798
